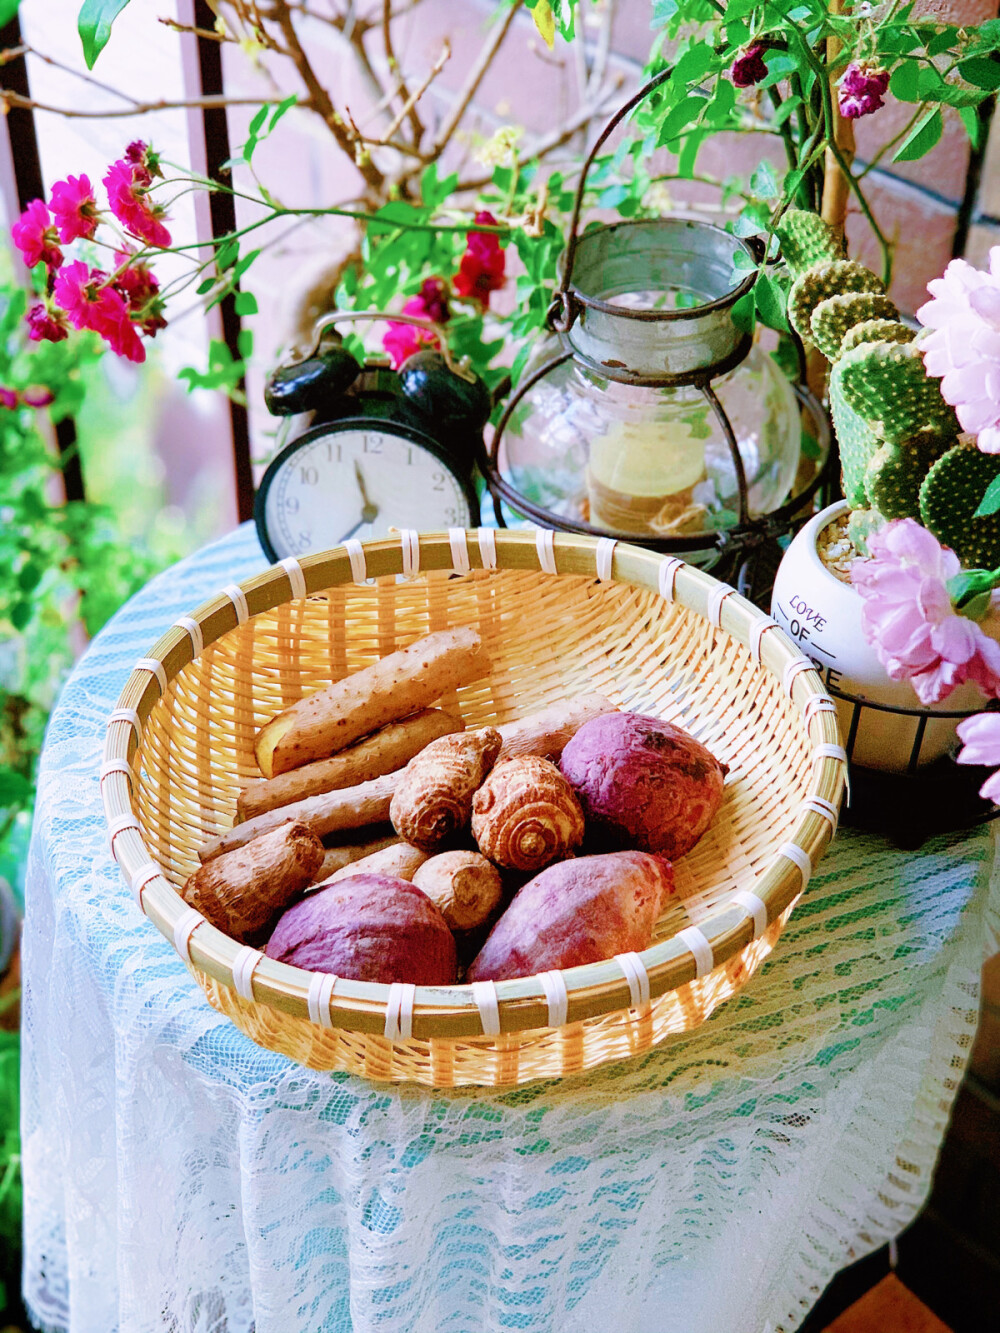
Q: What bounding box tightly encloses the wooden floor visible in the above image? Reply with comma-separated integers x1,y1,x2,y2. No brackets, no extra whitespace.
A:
824,1276,951,1333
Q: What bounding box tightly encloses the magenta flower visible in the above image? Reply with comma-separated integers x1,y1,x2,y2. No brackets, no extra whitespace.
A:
0,387,19,410
851,518,1000,704
52,260,146,362
124,140,161,180
838,61,890,119
26,303,69,344
382,277,450,369
20,386,55,408
113,249,166,337
730,43,768,89
956,712,1000,803
453,213,505,308
103,158,172,248
48,174,99,243
11,199,63,270
916,249,1000,453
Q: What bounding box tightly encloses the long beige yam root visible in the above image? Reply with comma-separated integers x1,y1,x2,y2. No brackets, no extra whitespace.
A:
496,694,617,762
326,842,429,885
308,832,403,886
255,627,489,777
198,772,400,863
239,709,464,821
183,821,324,943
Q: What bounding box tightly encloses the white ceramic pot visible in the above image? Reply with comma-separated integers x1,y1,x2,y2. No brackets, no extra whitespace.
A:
771,501,984,772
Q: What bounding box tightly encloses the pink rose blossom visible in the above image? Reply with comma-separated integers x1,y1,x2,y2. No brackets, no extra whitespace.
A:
838,61,890,119
20,386,55,408
113,249,166,337
52,260,146,362
916,249,1000,453
11,199,63,270
0,387,19,410
729,43,768,89
124,140,161,180
382,277,450,369
48,174,99,243
956,712,1000,803
453,212,505,308
26,303,69,344
103,158,172,248
851,518,1000,704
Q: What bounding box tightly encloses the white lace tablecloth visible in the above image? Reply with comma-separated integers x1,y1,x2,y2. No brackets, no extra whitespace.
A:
21,523,1000,1333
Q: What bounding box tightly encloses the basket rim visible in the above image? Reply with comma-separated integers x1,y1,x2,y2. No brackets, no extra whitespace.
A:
101,528,846,1041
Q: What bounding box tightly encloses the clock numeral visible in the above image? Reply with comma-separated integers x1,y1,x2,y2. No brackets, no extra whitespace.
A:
300,465,319,485
406,447,413,466
298,531,312,550
431,471,446,493
325,441,342,463
363,437,382,455
285,496,300,514
444,506,458,523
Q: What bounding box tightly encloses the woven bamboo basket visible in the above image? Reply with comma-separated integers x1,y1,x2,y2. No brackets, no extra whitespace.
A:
102,528,846,1087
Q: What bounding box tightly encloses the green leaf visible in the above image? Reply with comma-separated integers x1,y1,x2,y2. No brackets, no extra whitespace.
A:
755,273,788,331
724,0,760,19
0,2,22,27
268,93,298,130
77,0,132,69
248,105,268,137
975,474,1000,518
234,290,258,316
892,108,943,163
673,41,716,85
889,60,920,103
959,57,1000,91
959,104,985,150
0,769,30,807
656,95,704,146
731,289,756,336
749,160,778,200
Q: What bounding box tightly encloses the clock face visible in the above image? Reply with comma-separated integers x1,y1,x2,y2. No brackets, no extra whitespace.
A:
257,419,475,561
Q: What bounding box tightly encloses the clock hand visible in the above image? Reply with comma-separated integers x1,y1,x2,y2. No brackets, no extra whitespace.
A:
354,460,379,524
336,516,367,544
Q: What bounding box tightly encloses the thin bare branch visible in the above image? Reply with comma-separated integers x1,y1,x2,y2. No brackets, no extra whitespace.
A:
0,88,304,119
374,39,449,145
382,0,423,143
5,43,141,105
431,2,519,155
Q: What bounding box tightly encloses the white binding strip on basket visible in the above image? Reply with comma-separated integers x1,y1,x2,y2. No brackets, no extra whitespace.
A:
536,528,557,575
107,813,140,854
779,841,813,889
783,656,816,698
731,889,768,940
307,972,337,1029
615,952,651,1008
172,907,203,963
805,795,840,829
749,617,780,663
400,528,420,578
280,556,307,601
100,758,133,785
707,583,734,628
478,527,497,570
538,970,569,1027
384,981,416,1042
596,537,617,582
802,695,837,729
128,860,160,909
449,528,471,574
658,556,684,601
107,707,141,734
232,945,264,1001
134,657,168,694
471,980,501,1037
174,616,204,657
813,741,851,802
343,538,367,584
677,925,714,979
223,583,249,625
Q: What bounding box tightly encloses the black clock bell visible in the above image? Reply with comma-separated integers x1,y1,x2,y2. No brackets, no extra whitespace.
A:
255,312,491,562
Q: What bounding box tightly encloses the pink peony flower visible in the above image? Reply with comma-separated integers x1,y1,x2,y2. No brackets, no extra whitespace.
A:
382,277,450,368
453,212,505,308
838,61,890,119
48,174,99,243
916,249,1000,453
955,712,1000,803
851,518,1000,704
26,303,69,344
12,199,63,270
729,43,768,89
103,158,172,248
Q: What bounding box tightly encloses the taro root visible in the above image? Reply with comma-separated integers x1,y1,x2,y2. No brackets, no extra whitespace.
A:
390,727,502,851
265,873,457,984
412,850,503,932
559,712,727,859
471,756,584,871
466,850,674,982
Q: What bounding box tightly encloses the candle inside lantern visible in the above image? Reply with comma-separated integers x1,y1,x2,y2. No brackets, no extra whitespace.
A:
586,418,709,535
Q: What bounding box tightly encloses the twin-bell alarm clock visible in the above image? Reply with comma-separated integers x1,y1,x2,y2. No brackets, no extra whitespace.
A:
254,313,492,562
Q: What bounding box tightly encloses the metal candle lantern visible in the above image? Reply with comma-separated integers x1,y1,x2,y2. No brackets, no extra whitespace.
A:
480,72,830,575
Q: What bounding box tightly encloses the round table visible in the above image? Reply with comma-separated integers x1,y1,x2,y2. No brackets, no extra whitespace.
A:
21,524,1000,1333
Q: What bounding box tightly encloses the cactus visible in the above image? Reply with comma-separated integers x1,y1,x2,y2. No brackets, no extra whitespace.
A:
840,319,915,356
833,341,958,445
919,445,1000,569
810,292,898,361
775,210,846,277
864,435,951,521
847,508,884,557
787,260,885,345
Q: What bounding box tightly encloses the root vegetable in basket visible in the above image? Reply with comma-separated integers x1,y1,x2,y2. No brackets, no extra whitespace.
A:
325,841,429,885
239,709,465,821
411,850,503,932
390,727,502,852
255,627,489,777
559,713,727,860
182,821,324,943
495,694,617,762
266,874,457,984
466,851,674,982
471,756,584,872
309,832,404,885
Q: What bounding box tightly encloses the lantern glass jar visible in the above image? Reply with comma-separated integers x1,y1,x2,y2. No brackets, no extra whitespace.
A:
498,219,801,541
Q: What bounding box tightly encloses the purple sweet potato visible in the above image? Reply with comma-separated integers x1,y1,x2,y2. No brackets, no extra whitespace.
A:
465,851,674,982
265,873,456,984
559,713,727,859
